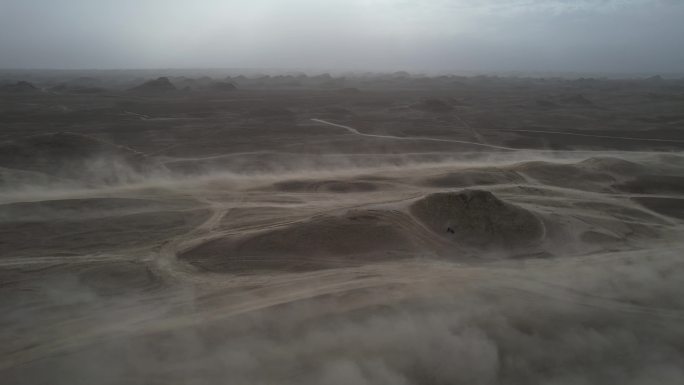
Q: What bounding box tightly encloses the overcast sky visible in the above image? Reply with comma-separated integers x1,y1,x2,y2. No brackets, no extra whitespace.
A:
0,0,682,73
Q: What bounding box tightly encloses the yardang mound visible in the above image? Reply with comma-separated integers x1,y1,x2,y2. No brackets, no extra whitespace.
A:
209,81,237,91
410,190,545,249
129,77,177,93
0,132,156,183
0,81,39,93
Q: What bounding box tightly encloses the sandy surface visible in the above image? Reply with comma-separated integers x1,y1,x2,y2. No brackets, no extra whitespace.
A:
2,73,684,384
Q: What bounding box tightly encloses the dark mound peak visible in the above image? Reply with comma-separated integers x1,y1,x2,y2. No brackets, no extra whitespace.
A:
129,77,177,93
410,190,544,249
413,98,453,113
209,81,237,91
1,81,39,93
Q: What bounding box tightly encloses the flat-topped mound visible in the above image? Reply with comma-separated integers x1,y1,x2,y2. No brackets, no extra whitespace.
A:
0,132,157,184
576,156,643,175
0,133,142,169
513,160,614,191
180,210,421,273
421,168,524,188
273,179,379,193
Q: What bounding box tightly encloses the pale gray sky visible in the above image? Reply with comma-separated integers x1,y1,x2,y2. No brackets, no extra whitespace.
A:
0,0,682,73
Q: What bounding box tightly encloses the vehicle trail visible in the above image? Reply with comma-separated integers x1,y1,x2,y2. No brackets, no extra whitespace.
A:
451,110,488,145
311,118,514,151
505,128,684,143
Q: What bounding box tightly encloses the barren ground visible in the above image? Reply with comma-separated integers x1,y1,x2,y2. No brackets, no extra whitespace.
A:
2,73,684,384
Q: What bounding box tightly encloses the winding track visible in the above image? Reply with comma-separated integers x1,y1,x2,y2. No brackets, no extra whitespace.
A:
310,118,514,151
506,128,684,143
312,118,684,152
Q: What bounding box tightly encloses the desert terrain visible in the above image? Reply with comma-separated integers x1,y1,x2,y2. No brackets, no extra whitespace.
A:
2,71,684,384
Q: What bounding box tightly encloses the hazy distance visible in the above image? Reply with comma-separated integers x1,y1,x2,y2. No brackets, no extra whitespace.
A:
1,0,683,74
